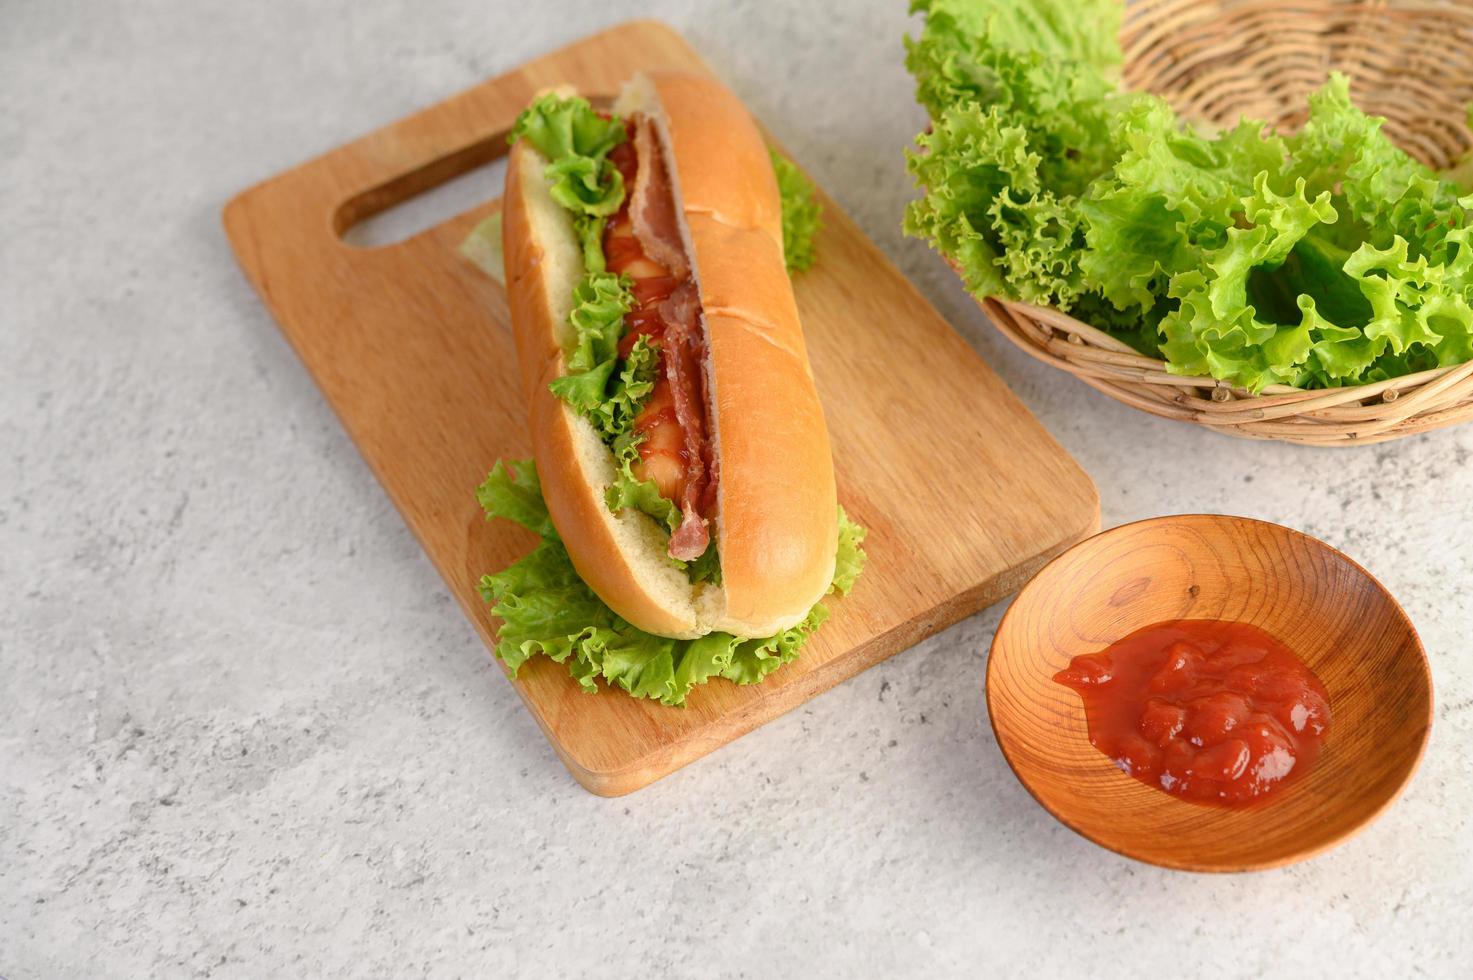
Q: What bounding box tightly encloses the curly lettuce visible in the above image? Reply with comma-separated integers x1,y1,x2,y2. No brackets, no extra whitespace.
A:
905,0,1473,391
771,149,823,273
509,92,628,271
477,459,866,706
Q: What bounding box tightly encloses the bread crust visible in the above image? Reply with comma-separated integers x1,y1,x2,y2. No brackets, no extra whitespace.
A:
501,72,837,639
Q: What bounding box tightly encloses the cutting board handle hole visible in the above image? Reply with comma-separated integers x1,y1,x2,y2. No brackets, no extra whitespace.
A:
335,133,511,248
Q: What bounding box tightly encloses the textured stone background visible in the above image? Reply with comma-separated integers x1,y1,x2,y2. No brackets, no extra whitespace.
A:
4,1,1471,976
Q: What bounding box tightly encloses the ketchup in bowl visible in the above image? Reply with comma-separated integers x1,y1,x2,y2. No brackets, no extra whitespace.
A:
1053,620,1330,807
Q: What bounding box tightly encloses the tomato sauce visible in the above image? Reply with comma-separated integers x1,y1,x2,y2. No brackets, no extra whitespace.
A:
605,128,685,502
1053,620,1330,807
601,119,715,560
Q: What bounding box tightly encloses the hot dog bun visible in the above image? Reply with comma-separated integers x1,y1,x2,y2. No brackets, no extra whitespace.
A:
502,71,838,639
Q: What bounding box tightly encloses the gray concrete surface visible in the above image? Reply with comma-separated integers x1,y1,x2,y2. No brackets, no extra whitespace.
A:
4,1,1471,976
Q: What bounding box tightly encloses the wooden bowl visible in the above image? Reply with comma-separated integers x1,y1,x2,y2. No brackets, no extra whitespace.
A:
987,514,1432,872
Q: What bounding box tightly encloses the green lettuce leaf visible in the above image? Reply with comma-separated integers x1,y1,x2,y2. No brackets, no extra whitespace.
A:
1076,97,1287,318
477,459,868,706
831,508,868,595
909,0,1121,84
906,0,1124,197
723,605,829,686
771,148,823,273
906,101,1072,303
551,330,689,560
1157,175,1473,390
1158,176,1342,389
904,2,1473,390
603,430,680,534
509,92,627,272
550,316,655,441
1286,76,1458,255
551,328,677,547
475,459,556,540
557,271,636,374
904,0,1128,309
1345,234,1473,371
535,247,681,546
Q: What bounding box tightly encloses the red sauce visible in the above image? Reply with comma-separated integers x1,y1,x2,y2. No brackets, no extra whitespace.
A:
604,132,688,505
602,117,714,560
1053,620,1330,807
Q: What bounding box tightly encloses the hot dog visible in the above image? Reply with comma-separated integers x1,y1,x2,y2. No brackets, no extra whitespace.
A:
501,71,839,640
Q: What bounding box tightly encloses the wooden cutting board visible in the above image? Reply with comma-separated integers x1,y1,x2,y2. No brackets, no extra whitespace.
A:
223,20,1099,796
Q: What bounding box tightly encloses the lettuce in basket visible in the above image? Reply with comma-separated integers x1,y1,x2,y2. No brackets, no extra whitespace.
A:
905,0,1473,391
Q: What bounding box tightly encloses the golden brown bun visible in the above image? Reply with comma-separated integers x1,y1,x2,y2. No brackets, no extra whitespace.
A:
630,71,838,632
501,73,838,639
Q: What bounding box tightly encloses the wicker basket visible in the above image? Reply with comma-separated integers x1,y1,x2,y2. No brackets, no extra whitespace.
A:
978,0,1473,445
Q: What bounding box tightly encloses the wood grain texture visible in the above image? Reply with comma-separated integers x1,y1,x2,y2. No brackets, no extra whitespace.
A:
223,20,1099,796
988,514,1432,872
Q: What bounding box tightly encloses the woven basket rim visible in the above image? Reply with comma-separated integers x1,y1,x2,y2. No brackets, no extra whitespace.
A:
992,296,1473,401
